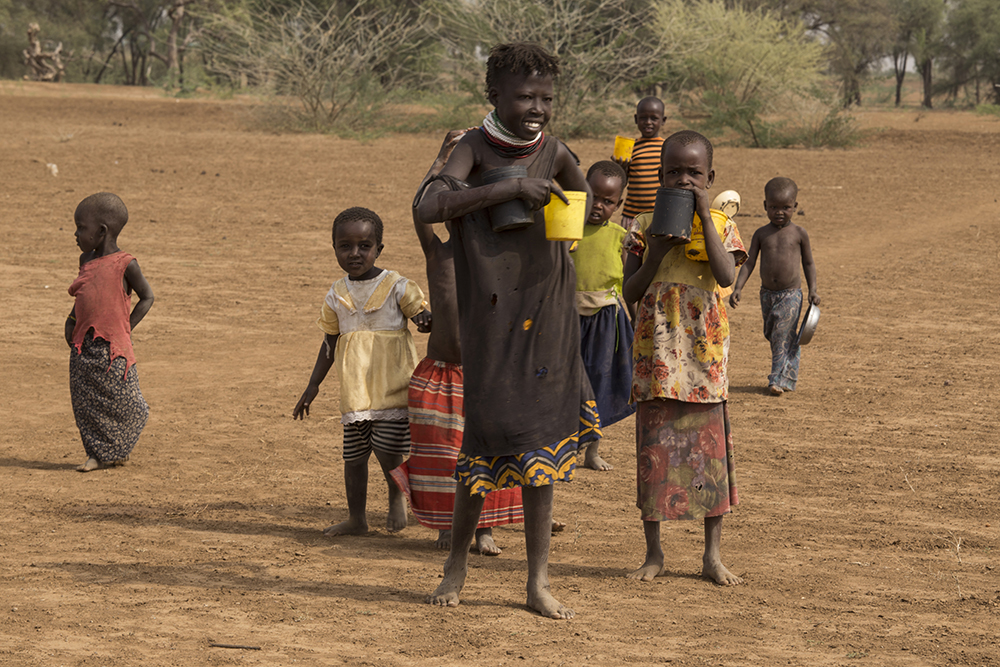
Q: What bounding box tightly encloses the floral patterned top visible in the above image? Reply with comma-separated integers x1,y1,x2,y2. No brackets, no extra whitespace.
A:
625,212,747,404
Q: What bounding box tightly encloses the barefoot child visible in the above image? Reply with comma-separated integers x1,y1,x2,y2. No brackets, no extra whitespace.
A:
390,130,524,556
293,207,431,536
572,160,636,471
622,131,747,585
66,193,154,472
415,43,599,619
729,177,819,395
615,97,667,232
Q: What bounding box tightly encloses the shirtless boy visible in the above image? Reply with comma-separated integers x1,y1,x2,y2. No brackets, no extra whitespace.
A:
415,43,597,619
729,176,819,395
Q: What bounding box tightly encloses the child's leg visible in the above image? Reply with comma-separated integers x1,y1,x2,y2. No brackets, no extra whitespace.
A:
371,420,411,533
583,438,612,471
702,515,743,586
522,483,574,619
325,422,373,536
627,520,664,581
324,456,370,536
474,527,501,556
429,482,485,607
373,448,407,532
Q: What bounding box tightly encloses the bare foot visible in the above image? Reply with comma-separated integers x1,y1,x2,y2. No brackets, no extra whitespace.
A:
703,557,744,586
386,494,407,533
76,457,99,472
527,586,575,619
626,557,664,581
435,530,451,550
583,450,613,471
322,517,368,536
769,385,783,396
428,564,465,608
474,531,501,556
551,520,566,534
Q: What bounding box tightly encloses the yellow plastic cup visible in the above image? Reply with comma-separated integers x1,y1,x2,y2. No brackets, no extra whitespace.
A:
613,136,635,161
544,191,588,241
684,209,729,262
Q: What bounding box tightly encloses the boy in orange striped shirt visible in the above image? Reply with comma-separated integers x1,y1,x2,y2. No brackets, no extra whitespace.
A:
615,97,666,232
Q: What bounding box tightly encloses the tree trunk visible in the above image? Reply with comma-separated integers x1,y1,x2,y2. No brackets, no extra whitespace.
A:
893,51,908,107
920,58,933,108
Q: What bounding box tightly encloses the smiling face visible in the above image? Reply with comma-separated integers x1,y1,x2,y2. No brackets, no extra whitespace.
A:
586,173,624,225
74,210,105,253
764,190,798,228
334,218,383,280
488,71,554,140
659,140,715,192
634,99,665,139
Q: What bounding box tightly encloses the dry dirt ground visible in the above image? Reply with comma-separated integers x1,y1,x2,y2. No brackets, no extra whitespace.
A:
1,81,998,667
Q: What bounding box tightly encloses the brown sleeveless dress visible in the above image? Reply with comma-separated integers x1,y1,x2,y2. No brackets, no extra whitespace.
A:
449,132,598,459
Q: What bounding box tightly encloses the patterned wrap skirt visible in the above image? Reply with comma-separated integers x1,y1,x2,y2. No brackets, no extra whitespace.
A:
635,398,737,521
454,400,602,497
69,332,149,463
390,358,524,528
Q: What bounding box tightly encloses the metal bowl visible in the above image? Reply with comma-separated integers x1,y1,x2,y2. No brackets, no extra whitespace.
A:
797,304,820,346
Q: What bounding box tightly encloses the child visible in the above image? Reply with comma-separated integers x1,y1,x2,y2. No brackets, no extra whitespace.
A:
66,192,154,472
729,177,819,395
616,97,667,231
572,160,636,471
414,42,598,619
390,130,525,556
292,207,431,536
622,130,747,586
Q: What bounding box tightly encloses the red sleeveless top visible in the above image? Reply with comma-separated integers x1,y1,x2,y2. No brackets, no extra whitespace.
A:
69,251,136,377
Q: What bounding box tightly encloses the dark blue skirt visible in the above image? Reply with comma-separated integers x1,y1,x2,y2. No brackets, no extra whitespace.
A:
580,304,636,428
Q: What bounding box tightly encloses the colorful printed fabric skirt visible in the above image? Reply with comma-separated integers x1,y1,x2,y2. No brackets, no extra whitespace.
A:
390,358,524,528
580,304,636,428
635,398,737,521
69,332,149,464
454,400,602,497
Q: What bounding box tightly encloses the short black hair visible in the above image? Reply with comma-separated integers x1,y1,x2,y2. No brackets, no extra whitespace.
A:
587,160,627,190
332,207,384,245
662,130,714,169
636,96,664,115
75,192,128,236
485,43,560,94
765,176,798,201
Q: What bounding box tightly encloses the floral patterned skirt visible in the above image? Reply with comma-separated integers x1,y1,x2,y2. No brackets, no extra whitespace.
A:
635,398,737,521
70,332,149,464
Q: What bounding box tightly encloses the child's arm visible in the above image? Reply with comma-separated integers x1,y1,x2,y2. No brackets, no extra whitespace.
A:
694,186,736,288
64,307,76,346
411,310,432,333
729,230,761,308
799,226,820,305
413,130,468,254
293,333,338,419
124,259,154,330
415,136,569,224
552,142,593,212
623,234,687,304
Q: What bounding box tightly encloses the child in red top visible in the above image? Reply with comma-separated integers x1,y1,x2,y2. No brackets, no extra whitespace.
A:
66,193,154,472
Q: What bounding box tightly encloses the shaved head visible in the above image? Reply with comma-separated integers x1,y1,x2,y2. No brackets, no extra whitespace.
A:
75,192,128,236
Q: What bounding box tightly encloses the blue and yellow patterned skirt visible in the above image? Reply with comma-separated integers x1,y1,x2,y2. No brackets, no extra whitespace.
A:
454,401,601,497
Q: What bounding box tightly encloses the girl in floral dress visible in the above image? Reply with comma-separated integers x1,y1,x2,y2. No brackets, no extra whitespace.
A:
622,131,747,586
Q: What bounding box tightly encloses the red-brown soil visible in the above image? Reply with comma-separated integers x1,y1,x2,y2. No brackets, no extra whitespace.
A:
1,81,998,666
